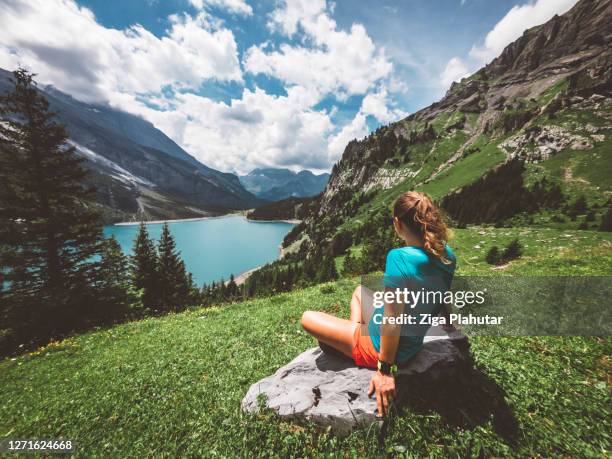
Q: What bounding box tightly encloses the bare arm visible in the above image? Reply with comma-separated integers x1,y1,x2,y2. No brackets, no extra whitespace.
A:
368,288,402,417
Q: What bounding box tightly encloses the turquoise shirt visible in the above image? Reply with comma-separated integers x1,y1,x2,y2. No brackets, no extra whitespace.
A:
368,245,456,363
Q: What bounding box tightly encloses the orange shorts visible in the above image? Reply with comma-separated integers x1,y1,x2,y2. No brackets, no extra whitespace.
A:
351,325,379,368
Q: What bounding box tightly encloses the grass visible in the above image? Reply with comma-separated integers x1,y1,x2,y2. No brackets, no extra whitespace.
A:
536,140,611,193
338,131,482,232
450,226,612,275
537,78,569,106
420,136,506,199
1,227,611,457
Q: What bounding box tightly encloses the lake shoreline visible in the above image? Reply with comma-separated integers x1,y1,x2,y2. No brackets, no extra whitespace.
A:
246,218,301,224
226,267,261,286
106,214,296,286
113,214,300,226
113,213,243,226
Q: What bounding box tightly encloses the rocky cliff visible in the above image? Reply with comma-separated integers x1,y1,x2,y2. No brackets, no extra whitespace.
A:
293,0,611,254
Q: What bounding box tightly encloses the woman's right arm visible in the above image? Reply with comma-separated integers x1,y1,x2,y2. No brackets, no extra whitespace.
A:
368,288,402,417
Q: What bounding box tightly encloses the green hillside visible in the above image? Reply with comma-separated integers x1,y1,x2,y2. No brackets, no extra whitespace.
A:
277,0,612,267
2,227,610,457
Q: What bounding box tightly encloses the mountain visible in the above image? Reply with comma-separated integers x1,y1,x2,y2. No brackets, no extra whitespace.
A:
239,168,329,201
0,68,262,222
284,0,611,257
246,196,314,221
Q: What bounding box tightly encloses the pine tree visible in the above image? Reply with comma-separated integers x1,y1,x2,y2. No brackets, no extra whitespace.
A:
317,255,338,282
502,239,523,262
157,223,194,311
342,250,358,275
98,236,132,318
567,195,588,219
130,222,159,310
0,68,105,343
100,236,129,287
600,206,612,232
485,246,501,265
186,272,200,304
226,274,238,300
360,229,391,273
326,255,339,281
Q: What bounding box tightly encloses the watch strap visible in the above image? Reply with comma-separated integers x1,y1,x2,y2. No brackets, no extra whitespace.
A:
377,360,398,375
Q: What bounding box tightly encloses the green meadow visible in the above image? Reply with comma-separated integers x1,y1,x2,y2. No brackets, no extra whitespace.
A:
1,227,610,457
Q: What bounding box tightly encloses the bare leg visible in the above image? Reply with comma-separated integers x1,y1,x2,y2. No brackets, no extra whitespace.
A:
349,285,363,324
301,310,359,357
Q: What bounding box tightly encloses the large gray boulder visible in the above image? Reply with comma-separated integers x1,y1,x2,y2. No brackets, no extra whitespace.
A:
242,327,471,435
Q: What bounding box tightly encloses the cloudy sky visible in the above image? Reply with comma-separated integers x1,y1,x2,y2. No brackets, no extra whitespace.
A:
0,0,577,174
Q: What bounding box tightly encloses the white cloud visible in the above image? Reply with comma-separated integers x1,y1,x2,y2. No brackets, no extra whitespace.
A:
326,85,407,158
440,0,578,88
268,0,327,36
189,0,253,16
360,88,407,124
327,112,367,158
127,85,406,174
0,0,242,103
440,57,470,87
240,0,405,168
244,0,393,100
0,0,406,174
469,0,577,63
132,86,335,174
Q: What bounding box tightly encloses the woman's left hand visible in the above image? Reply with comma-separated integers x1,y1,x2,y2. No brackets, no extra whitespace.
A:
368,371,396,417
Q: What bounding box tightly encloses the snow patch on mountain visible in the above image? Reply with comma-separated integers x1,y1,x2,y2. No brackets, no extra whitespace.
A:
70,141,155,187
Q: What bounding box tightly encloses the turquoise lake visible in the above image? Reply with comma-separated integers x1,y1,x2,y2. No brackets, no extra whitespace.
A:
103,215,295,286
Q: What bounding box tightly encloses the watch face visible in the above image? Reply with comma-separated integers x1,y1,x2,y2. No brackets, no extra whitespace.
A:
378,361,390,373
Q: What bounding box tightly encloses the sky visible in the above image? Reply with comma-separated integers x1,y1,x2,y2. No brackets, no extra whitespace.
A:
0,0,578,174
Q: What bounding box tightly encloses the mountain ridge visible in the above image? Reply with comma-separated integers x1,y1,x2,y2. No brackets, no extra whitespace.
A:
239,167,329,201
287,0,611,257
0,68,262,222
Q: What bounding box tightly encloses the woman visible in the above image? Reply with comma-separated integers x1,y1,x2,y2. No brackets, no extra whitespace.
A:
301,191,456,417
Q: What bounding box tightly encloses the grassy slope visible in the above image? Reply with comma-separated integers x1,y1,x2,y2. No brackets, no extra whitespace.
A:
335,94,611,239
1,227,610,457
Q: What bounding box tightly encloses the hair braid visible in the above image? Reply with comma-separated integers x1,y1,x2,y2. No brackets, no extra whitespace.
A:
393,191,451,264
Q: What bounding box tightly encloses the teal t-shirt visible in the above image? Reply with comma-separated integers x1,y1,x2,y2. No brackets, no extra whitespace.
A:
368,245,456,363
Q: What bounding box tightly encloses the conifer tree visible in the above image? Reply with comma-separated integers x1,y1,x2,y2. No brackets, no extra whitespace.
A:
485,246,501,265
571,195,588,216
501,239,523,262
130,222,159,309
317,255,338,282
0,68,105,341
186,272,199,303
342,250,361,275
157,223,196,310
100,236,129,287
226,274,238,300
98,236,132,317
600,206,612,232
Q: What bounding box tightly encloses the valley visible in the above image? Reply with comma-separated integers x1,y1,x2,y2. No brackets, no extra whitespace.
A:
0,68,263,223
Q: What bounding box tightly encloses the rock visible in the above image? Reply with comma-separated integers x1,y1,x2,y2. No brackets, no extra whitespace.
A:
501,125,593,162
242,327,470,435
569,95,585,104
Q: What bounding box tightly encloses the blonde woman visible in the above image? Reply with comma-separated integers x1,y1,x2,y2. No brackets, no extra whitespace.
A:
301,191,456,417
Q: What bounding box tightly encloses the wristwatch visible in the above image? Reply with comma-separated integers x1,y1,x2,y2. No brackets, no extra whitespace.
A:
377,360,398,376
